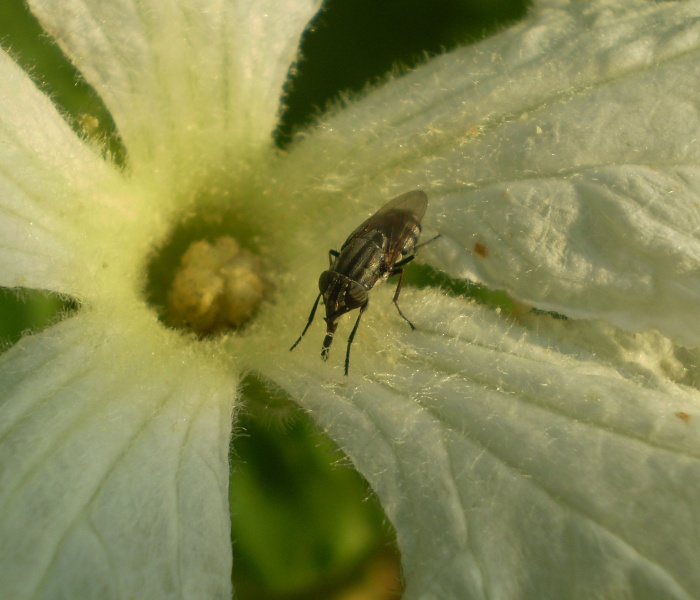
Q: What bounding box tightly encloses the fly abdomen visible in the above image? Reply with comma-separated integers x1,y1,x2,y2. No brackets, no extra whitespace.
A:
399,221,422,257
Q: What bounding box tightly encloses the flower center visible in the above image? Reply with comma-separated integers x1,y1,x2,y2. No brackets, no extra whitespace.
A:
145,204,273,337
165,236,270,335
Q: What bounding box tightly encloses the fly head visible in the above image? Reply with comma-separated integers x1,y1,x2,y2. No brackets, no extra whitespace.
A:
318,270,368,322
318,270,368,360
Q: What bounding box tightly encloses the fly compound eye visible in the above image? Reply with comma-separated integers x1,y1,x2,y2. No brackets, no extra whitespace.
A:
346,281,368,309
318,270,331,294
290,190,439,375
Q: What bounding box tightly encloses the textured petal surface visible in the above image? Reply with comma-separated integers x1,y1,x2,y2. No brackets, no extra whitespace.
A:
279,1,700,346
27,0,322,175
257,287,700,600
0,308,236,599
0,49,125,295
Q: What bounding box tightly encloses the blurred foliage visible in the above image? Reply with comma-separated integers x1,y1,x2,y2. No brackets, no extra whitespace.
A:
0,289,78,349
278,0,529,146
0,0,529,598
232,377,401,600
0,0,125,162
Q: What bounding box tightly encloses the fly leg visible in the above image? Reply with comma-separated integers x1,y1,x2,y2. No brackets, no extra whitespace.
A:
389,268,415,330
388,233,442,330
290,293,321,351
390,254,416,330
328,249,339,268
345,302,368,376
414,233,441,252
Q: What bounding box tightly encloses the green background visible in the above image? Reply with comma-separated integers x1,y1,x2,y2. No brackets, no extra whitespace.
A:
0,1,528,598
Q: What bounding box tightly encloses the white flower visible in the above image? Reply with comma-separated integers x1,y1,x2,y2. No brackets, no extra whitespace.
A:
2,0,700,598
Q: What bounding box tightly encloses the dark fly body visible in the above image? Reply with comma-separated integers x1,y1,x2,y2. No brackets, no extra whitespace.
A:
290,190,439,375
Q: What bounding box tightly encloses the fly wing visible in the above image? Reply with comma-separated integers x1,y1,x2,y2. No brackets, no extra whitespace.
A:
340,191,428,255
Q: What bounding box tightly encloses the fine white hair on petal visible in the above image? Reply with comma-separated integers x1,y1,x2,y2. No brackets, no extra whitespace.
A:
534,0,654,13
266,288,700,600
430,165,700,347
0,309,237,599
277,1,700,347
0,49,125,297
26,0,323,177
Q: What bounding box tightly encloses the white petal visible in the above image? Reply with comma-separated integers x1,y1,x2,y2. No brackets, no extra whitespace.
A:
0,309,236,599
535,0,652,11
281,2,700,346
26,0,322,174
261,289,700,599
0,49,124,295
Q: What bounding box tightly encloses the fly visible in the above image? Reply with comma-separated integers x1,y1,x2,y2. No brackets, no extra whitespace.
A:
290,190,439,375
